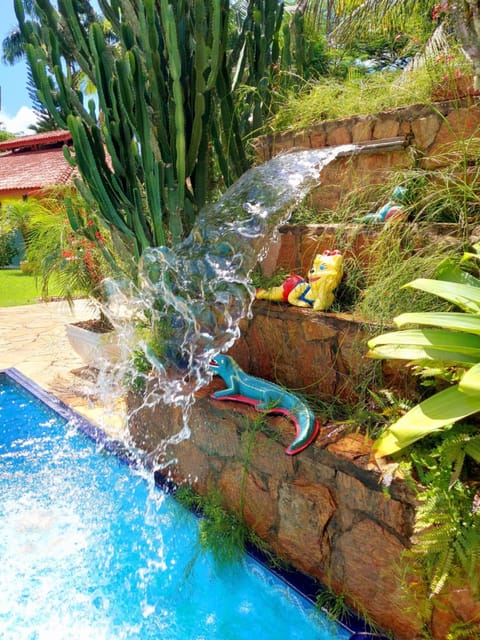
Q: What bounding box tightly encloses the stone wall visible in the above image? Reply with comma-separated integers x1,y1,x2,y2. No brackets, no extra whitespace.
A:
258,222,462,277
228,301,415,404
128,381,480,640
255,98,480,210
127,307,479,639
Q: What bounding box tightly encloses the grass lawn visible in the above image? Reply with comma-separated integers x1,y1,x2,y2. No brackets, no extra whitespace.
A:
0,269,63,307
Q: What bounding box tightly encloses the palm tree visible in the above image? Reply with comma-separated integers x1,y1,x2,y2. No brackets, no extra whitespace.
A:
2,0,103,131
3,1,62,131
2,0,35,65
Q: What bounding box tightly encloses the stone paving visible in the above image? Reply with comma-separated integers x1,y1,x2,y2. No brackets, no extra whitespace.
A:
0,299,126,438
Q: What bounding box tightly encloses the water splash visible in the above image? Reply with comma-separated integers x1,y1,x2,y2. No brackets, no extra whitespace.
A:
107,146,355,409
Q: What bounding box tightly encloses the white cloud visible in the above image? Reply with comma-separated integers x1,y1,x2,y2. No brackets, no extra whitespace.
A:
0,106,39,135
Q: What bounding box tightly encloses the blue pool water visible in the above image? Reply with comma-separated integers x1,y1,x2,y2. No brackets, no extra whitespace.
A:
0,372,352,640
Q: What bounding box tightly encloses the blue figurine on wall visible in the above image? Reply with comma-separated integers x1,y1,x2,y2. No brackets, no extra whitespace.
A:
356,186,407,223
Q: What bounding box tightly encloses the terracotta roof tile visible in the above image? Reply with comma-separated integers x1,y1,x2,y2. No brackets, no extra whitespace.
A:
0,129,72,152
0,147,76,194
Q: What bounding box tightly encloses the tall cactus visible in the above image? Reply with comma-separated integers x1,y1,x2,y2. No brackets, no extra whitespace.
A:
15,0,291,266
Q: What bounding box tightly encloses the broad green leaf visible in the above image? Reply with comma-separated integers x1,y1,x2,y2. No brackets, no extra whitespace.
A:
368,328,480,354
367,328,480,364
373,385,480,458
394,312,480,335
465,438,480,463
367,344,479,365
436,257,480,287
405,279,480,314
458,362,480,395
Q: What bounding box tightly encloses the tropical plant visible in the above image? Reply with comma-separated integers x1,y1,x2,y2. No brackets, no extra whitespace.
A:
4,1,99,131
4,192,120,310
299,0,439,64
368,248,480,458
3,197,47,246
405,425,480,599
15,0,295,267
2,0,35,65
299,0,480,94
175,485,274,567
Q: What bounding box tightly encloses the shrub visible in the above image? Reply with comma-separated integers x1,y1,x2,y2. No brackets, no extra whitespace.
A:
0,231,18,267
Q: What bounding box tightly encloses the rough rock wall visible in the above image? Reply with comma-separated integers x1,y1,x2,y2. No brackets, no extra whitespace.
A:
128,381,480,639
258,222,462,278
255,99,480,210
229,301,415,404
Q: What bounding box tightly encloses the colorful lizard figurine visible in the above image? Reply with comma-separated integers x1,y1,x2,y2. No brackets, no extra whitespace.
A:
256,250,344,311
209,354,319,455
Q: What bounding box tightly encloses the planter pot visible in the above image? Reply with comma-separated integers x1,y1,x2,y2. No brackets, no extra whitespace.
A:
65,321,120,367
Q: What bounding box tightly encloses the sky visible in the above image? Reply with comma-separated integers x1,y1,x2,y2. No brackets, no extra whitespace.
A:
0,1,39,134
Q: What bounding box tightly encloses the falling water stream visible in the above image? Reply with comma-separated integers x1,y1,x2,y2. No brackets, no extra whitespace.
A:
106,146,356,423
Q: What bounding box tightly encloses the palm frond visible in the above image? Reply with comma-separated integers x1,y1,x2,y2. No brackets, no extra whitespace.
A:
401,22,452,74
330,0,425,45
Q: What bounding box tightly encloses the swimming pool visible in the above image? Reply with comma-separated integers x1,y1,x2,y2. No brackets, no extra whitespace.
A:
0,369,364,640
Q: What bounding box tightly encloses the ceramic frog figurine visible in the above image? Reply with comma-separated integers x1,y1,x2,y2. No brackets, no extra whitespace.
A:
256,250,344,311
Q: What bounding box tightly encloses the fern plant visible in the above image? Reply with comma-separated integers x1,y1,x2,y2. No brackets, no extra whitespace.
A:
407,426,480,598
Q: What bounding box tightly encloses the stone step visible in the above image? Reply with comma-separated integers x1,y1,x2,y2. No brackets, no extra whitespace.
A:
228,301,415,406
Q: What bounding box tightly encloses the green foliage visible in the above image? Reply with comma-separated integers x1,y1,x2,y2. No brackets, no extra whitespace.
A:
269,47,472,132
271,71,399,131
0,129,15,141
250,266,290,289
315,584,391,638
405,426,480,599
125,349,152,393
315,589,350,623
180,487,249,565
369,246,480,457
0,226,18,267
3,192,122,309
354,233,455,324
175,486,272,567
398,135,480,231
446,620,480,640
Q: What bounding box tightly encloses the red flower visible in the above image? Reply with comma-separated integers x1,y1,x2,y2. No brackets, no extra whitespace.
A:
61,250,76,261
432,2,448,21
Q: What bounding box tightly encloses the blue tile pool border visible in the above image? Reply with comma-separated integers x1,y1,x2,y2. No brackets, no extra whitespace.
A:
1,367,389,640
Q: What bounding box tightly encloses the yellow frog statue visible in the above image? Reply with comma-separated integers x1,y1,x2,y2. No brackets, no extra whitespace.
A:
256,250,344,311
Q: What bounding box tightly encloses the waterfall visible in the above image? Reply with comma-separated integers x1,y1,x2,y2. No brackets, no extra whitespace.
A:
105,145,355,412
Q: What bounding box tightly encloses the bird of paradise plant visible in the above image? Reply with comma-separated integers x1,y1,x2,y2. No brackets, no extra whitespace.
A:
368,245,480,458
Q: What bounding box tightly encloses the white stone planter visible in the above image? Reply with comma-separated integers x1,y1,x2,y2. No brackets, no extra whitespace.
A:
65,322,120,367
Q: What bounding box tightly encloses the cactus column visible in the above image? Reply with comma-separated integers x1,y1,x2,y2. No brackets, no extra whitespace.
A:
16,0,290,267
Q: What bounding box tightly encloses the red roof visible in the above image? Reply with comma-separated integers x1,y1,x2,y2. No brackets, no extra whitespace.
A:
0,129,72,152
0,147,76,194
0,129,75,196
